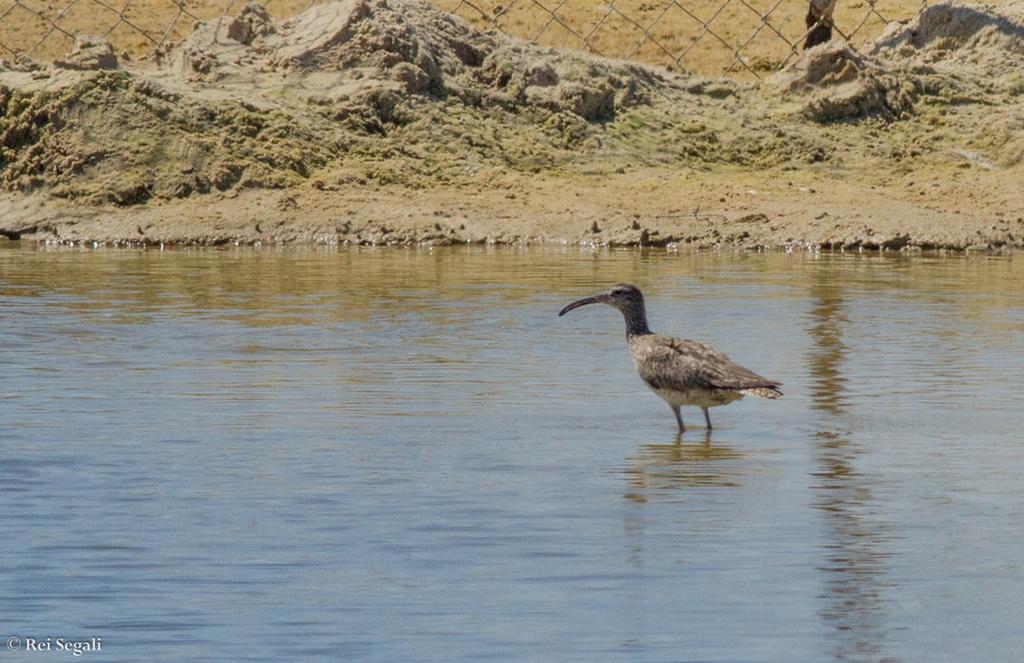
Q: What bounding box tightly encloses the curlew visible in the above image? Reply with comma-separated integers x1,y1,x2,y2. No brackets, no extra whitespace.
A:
559,283,782,433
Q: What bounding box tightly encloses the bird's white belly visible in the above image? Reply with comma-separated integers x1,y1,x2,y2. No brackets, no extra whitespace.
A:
649,386,742,409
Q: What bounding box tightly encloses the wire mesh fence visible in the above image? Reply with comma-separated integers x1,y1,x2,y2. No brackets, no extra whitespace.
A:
0,0,934,78
0,0,321,63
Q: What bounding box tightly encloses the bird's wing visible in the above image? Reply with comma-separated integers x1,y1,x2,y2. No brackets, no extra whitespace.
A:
637,336,781,392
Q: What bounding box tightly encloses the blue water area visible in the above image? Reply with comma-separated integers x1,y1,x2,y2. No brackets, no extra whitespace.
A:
2,245,1023,661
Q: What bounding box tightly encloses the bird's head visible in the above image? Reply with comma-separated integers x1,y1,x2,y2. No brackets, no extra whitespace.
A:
558,283,646,317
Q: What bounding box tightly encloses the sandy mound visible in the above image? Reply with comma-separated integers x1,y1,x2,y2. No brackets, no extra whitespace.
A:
766,1,1024,122
867,1,1024,163
0,0,671,207
53,36,120,71
766,41,916,121
172,0,656,121
871,0,1024,73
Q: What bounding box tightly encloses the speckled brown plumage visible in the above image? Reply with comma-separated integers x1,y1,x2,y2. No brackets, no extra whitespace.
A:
559,283,782,433
629,335,781,398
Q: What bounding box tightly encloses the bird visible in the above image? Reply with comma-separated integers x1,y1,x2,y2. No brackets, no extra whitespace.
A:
559,283,782,433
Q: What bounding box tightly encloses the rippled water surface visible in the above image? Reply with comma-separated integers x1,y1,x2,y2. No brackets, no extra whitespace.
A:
3,245,1023,662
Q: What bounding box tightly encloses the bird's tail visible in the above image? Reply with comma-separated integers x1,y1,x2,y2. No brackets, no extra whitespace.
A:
739,386,783,399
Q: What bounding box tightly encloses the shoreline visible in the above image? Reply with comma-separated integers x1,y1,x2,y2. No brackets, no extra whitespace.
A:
3,165,1021,253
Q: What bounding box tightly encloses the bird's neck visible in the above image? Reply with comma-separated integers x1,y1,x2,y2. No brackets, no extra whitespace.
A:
621,307,651,337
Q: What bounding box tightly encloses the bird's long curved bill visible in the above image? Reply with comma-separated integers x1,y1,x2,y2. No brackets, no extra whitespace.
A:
559,294,607,316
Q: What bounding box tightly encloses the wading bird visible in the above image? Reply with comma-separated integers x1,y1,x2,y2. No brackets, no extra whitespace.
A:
559,283,782,433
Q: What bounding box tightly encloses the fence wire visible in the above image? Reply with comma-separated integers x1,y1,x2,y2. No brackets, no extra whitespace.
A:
0,0,931,78
441,0,927,77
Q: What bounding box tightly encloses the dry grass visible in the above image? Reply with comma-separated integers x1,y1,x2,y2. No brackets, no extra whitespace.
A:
0,0,317,62
439,0,919,75
0,0,1020,76
0,0,951,77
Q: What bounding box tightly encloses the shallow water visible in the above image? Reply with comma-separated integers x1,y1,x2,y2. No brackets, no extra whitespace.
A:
2,245,1023,662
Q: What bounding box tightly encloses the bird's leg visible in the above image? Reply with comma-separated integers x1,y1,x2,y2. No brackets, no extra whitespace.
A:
672,405,685,434
702,407,713,430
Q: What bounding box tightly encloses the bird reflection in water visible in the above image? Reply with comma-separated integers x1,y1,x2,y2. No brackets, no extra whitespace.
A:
622,433,745,503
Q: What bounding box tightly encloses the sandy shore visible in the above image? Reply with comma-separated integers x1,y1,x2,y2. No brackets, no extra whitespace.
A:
3,163,1021,251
